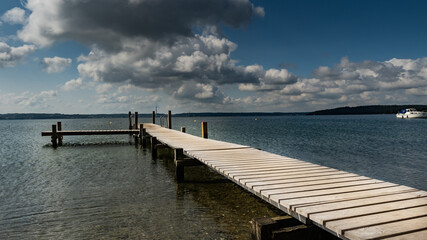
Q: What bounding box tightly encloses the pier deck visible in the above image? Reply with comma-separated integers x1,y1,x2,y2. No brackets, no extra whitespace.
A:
143,123,427,240
41,129,139,136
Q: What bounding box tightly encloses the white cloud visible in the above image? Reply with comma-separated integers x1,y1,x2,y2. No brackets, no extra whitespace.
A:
0,42,36,68
61,78,83,91
41,56,72,73
96,83,113,93
1,7,26,24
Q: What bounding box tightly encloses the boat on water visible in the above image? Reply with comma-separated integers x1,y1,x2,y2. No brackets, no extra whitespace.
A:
396,108,427,118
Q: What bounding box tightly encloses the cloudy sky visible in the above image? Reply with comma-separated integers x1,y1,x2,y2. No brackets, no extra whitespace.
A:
0,0,426,114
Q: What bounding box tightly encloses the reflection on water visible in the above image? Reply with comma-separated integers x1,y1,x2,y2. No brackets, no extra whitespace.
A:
0,119,282,239
0,115,426,239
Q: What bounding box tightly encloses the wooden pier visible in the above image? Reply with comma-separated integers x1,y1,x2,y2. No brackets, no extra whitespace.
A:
41,113,427,240
141,123,427,240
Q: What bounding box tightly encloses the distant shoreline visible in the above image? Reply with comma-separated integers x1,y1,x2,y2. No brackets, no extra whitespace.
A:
307,105,427,115
1,105,426,120
0,112,304,120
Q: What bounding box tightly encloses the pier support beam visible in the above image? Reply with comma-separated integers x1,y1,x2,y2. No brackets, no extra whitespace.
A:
181,127,186,133
151,137,158,158
251,216,339,240
174,148,184,182
57,122,63,146
51,124,58,148
152,111,156,124
142,128,147,148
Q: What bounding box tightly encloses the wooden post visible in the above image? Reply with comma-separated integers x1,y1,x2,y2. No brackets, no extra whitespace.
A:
181,127,186,133
152,111,156,124
138,123,143,145
128,111,132,129
151,137,157,158
168,110,172,129
57,121,63,146
174,148,184,182
51,124,58,148
135,112,138,129
202,122,208,139
142,128,147,148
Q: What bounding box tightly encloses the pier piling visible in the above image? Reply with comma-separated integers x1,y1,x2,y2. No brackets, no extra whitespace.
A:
57,122,63,146
151,137,158,158
202,122,208,139
142,128,147,148
152,111,156,124
135,112,138,129
128,111,132,129
181,127,186,133
174,148,184,182
51,124,58,148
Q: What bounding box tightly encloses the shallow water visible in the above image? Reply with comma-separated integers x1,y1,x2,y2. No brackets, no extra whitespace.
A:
0,115,425,239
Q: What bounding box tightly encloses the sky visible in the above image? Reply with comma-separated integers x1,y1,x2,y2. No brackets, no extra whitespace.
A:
0,0,426,114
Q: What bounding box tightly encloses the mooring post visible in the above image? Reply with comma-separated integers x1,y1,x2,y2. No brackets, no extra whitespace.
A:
57,121,63,146
151,137,158,158
202,122,208,139
51,124,58,148
152,111,156,124
174,148,184,182
168,110,172,129
135,112,138,129
128,111,132,129
181,127,186,133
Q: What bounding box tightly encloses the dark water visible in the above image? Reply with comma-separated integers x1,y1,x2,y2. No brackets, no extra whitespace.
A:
0,115,426,239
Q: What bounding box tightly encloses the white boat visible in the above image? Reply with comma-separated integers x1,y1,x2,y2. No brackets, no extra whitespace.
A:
396,108,427,118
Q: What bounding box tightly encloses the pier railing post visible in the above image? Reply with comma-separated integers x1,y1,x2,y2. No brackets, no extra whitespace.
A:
168,110,172,129
57,121,63,146
202,122,208,139
51,124,58,148
152,111,156,124
128,111,132,129
135,112,138,129
151,137,158,158
181,127,186,133
174,148,184,182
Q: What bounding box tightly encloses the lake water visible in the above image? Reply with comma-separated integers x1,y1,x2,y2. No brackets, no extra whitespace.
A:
0,115,426,239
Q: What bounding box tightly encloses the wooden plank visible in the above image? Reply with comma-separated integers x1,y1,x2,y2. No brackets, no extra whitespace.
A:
226,165,324,175
213,162,317,171
262,179,383,199
280,186,417,211
340,212,427,239
239,169,341,183
247,172,358,189
245,171,352,187
268,182,394,204
253,176,370,193
296,190,427,218
311,197,427,225
386,229,427,240
230,166,328,177
231,166,331,180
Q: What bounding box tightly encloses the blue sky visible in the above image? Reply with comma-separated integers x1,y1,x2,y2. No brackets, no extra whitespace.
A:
0,0,426,113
